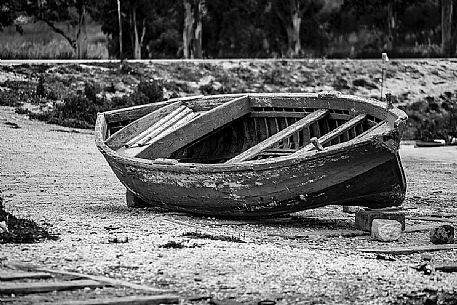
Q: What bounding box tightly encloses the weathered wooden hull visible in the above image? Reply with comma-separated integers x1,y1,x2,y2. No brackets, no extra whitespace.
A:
95,93,408,217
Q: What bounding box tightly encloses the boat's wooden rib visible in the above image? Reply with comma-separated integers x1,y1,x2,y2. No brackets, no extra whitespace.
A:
133,95,250,160
104,101,183,150
350,120,389,142
226,109,329,164
293,114,367,155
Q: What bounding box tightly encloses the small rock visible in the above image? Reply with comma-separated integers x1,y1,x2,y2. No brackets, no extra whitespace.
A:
376,254,396,261
421,253,433,261
258,300,276,305
371,219,402,242
0,221,8,233
430,225,454,244
343,206,363,214
108,236,128,243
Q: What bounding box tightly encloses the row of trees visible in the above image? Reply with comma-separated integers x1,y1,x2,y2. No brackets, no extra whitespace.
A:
1,0,456,59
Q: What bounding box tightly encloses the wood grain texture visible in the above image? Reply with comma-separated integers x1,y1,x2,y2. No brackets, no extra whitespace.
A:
7,263,166,293
106,102,183,150
0,280,105,294
134,95,250,159
0,272,52,281
95,93,408,217
54,295,179,305
359,244,457,255
226,109,328,163
104,96,203,123
293,114,367,155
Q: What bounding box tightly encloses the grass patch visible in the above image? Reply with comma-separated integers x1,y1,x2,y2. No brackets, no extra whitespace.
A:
182,231,245,243
0,194,58,244
0,22,108,59
159,240,185,249
22,79,163,129
399,91,457,141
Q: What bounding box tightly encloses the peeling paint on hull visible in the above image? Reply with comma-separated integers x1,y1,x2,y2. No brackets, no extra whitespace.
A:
95,93,408,217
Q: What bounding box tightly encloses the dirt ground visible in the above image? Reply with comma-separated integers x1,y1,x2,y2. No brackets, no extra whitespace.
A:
1,105,457,304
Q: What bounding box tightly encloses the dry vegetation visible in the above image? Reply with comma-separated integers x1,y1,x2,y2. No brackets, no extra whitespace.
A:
1,59,457,140
0,22,108,59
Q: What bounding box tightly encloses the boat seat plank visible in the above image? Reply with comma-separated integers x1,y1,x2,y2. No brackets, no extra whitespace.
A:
126,105,188,147
134,107,194,147
131,95,250,160
105,101,183,150
293,114,367,155
226,109,329,164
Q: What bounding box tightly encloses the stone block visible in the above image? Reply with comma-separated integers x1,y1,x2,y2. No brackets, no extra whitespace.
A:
371,219,402,242
355,209,405,232
343,206,363,214
430,225,455,244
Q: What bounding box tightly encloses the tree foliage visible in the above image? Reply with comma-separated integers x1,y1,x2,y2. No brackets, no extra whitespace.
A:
2,0,457,58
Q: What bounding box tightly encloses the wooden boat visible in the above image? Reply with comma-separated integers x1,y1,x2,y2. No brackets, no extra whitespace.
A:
415,139,446,147
95,92,408,218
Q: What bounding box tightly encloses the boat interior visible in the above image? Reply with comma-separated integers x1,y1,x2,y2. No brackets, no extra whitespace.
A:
103,94,392,164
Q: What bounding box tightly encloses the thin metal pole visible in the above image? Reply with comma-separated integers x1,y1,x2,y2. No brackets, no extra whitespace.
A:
117,0,123,59
380,52,388,102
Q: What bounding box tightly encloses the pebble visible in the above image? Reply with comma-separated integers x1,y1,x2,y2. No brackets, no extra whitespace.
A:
430,225,454,244
0,221,8,233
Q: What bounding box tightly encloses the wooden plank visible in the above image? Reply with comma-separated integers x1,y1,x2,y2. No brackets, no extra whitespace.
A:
135,95,250,160
0,271,52,281
136,107,193,146
250,111,307,118
125,105,187,147
226,109,329,164
347,121,389,143
0,280,105,294
328,113,353,121
7,263,166,293
435,264,457,273
104,95,203,123
293,114,366,155
105,101,183,150
404,225,436,233
359,244,457,255
409,216,457,223
54,295,180,305
270,229,369,239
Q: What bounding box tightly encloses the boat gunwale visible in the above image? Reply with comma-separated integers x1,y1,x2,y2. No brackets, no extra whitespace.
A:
95,93,407,173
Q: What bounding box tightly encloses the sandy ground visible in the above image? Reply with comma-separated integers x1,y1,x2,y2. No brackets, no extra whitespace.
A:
1,106,457,304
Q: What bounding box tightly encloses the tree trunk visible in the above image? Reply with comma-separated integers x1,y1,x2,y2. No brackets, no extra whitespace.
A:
386,1,396,51
183,0,192,59
285,0,301,57
76,4,88,59
132,9,141,59
183,0,203,59
117,0,123,59
291,8,301,56
441,0,453,57
193,1,203,59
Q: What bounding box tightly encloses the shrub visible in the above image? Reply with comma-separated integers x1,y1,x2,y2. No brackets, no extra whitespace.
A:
36,76,46,97
0,90,23,107
137,79,163,103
